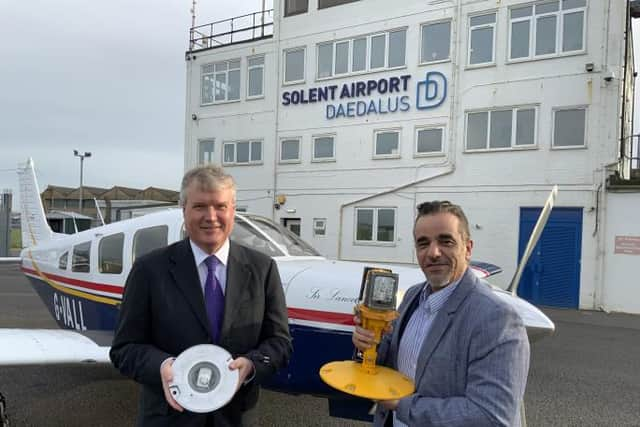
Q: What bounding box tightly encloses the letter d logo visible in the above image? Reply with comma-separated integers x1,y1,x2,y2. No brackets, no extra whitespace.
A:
416,71,447,110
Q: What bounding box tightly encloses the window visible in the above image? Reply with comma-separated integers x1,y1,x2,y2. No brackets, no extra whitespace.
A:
469,13,496,65
318,0,359,9
99,233,124,274
374,130,400,158
316,29,406,79
553,107,586,148
415,127,444,155
247,55,264,98
58,251,68,270
223,140,263,165
509,1,586,61
312,135,335,161
313,218,327,236
133,226,168,262
284,48,305,83
72,241,91,273
201,60,240,104
198,139,215,165
355,208,396,243
421,21,451,63
466,107,537,150
280,138,301,163
284,0,308,17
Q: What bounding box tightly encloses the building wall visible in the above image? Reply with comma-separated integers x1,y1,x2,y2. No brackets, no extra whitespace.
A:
185,0,632,311
602,192,640,313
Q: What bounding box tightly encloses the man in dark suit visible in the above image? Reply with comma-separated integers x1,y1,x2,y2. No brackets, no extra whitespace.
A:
353,201,530,426
110,165,292,426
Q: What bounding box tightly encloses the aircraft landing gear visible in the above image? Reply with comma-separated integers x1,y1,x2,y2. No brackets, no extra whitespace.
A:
0,391,8,427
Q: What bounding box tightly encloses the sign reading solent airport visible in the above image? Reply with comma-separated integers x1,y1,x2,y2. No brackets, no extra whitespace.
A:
281,72,447,120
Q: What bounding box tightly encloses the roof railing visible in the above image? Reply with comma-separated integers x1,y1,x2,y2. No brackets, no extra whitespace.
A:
189,9,274,51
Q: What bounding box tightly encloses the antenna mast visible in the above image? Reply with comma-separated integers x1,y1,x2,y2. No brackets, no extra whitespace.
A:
190,0,197,29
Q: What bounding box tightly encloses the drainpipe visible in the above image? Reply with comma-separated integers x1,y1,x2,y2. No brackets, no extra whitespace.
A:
271,6,282,221
593,161,618,311
336,166,454,260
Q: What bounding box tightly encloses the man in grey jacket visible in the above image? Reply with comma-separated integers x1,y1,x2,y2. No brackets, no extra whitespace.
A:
353,201,529,426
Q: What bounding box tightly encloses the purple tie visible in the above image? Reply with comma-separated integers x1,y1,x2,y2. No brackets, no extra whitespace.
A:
204,255,224,344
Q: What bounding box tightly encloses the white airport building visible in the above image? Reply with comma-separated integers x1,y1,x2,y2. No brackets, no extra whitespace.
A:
184,0,640,313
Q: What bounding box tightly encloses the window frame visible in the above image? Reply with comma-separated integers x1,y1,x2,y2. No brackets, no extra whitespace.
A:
284,0,308,17
312,218,327,236
464,106,538,152
551,106,587,149
71,241,91,273
198,139,215,165
98,232,124,275
419,19,452,65
507,1,587,63
315,28,407,80
222,140,264,165
279,137,302,164
246,54,265,99
311,134,336,162
414,125,446,157
354,207,397,246
283,47,306,85
132,225,168,263
318,0,360,9
373,128,401,159
468,11,497,67
200,59,241,105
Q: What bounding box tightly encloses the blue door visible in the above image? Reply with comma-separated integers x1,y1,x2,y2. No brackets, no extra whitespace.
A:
518,207,582,308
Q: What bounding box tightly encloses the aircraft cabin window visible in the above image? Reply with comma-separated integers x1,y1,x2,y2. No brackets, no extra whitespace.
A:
99,233,124,274
58,251,68,270
72,242,91,273
133,225,168,262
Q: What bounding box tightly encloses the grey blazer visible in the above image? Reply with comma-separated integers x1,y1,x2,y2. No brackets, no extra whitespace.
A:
374,268,530,427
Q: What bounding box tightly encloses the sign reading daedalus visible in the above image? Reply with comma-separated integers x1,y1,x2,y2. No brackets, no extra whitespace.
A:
281,72,447,120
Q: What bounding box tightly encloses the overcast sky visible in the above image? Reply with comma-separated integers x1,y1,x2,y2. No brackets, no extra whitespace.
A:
1,2,639,211
0,0,263,209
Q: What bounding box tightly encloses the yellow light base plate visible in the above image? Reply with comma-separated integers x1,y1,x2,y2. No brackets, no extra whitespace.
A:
319,361,414,400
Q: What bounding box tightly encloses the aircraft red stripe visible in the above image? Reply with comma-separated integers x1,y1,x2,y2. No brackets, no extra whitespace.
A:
22,266,355,325
21,266,124,295
288,307,354,325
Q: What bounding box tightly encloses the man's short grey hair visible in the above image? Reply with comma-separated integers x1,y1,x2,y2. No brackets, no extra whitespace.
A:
179,165,236,207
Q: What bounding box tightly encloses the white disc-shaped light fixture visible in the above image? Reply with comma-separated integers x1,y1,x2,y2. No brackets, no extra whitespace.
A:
168,344,239,413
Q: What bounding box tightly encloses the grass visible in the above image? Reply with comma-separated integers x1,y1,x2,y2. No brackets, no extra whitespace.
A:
10,228,21,249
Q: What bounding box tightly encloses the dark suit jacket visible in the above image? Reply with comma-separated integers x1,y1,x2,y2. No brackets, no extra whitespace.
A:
110,239,292,427
374,268,530,427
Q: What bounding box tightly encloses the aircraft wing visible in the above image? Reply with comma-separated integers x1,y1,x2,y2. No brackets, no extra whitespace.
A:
0,329,110,365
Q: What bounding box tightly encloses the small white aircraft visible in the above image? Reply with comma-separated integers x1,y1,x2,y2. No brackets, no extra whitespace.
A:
0,159,554,420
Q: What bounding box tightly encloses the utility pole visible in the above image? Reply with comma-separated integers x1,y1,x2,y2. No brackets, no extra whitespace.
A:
73,150,91,215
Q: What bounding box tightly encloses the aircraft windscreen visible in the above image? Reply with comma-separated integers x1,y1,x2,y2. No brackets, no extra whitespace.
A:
241,215,320,257
231,216,284,257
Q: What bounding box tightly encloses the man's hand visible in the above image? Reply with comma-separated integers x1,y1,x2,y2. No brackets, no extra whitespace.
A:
229,356,255,391
378,399,399,411
160,358,184,412
351,314,393,352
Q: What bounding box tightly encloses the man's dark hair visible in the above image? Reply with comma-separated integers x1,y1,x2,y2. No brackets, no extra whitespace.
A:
415,201,471,240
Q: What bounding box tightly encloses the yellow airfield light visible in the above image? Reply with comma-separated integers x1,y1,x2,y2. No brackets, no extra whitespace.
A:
319,268,415,400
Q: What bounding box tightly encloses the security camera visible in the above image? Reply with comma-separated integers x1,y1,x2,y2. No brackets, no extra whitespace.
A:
191,113,198,121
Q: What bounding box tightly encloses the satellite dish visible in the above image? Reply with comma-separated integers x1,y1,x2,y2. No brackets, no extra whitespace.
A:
168,344,239,413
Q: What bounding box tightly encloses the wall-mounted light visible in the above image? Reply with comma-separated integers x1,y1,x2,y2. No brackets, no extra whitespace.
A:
585,63,594,72
191,113,198,121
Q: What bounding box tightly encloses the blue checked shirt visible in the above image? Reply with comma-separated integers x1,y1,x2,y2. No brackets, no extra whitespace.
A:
393,277,462,427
